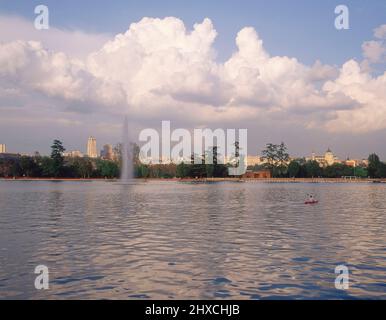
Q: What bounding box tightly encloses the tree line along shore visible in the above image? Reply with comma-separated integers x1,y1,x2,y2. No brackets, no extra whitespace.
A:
1,140,386,180
2,178,385,184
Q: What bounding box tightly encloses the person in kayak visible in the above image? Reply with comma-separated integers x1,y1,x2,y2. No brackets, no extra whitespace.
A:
306,194,317,204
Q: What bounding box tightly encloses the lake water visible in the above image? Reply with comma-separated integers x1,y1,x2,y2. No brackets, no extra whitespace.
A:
0,180,385,299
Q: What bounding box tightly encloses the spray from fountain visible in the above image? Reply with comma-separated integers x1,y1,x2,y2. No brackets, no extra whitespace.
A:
120,115,133,182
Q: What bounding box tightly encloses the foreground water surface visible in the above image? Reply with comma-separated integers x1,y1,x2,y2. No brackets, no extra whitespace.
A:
0,180,385,299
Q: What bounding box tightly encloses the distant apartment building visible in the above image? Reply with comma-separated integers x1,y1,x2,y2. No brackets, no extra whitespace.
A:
159,156,172,164
113,144,122,159
101,144,114,160
0,144,6,153
344,158,369,168
173,156,191,164
345,159,356,167
87,137,98,158
247,155,264,167
63,150,84,158
243,169,272,179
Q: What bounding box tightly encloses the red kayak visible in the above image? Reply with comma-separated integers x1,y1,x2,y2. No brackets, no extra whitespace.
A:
305,200,319,205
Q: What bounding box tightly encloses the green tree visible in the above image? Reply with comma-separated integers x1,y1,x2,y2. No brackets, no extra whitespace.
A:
188,153,206,178
288,161,301,178
50,140,65,177
176,162,189,178
276,142,290,177
135,164,150,178
96,160,119,178
19,156,40,177
261,143,278,173
324,163,353,178
261,142,290,177
39,157,55,177
205,146,225,178
305,160,322,178
377,162,386,178
132,143,140,165
206,164,214,178
10,160,22,177
214,164,228,177
368,153,381,178
355,166,368,178
65,157,94,178
342,165,354,177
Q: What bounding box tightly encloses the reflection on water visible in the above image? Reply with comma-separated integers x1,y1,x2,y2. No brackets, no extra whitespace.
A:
0,181,385,299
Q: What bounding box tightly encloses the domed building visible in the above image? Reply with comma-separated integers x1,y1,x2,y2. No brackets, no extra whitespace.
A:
324,148,336,166
309,148,339,167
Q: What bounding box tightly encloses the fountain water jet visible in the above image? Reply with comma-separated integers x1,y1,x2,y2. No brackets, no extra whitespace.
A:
120,115,133,182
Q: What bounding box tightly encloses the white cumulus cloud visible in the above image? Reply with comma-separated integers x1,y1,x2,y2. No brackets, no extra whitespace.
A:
1,16,386,134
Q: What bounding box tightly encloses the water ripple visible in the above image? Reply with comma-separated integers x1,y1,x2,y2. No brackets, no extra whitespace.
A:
0,181,385,299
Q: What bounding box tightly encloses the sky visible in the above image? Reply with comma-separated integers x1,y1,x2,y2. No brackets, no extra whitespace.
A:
0,0,386,158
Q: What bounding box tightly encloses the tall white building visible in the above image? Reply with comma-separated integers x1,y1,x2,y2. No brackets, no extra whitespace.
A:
87,137,98,158
63,150,83,158
0,144,6,153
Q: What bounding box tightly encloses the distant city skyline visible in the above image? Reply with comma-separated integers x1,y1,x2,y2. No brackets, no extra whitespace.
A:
0,136,377,163
1,1,386,158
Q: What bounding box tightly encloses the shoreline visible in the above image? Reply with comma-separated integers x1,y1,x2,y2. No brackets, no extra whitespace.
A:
1,177,385,183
